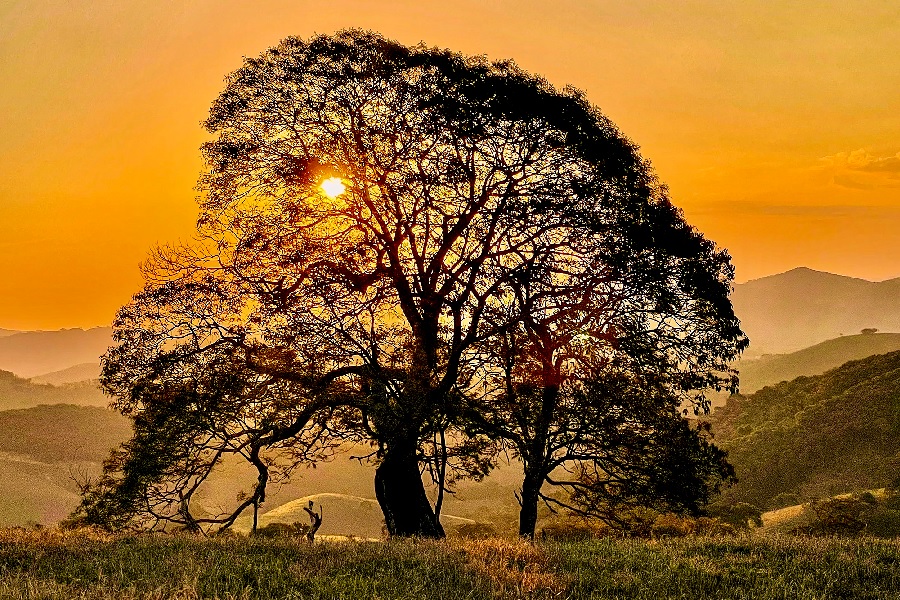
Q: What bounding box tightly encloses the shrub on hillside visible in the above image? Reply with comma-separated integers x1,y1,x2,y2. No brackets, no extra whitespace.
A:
705,502,763,529
791,496,876,536
650,514,735,538
539,518,613,541
769,493,802,510
453,522,499,539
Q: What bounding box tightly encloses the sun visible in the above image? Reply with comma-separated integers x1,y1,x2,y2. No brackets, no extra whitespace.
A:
320,177,346,198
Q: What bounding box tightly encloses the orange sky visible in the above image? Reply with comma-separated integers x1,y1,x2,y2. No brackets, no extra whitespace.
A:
1,1,898,330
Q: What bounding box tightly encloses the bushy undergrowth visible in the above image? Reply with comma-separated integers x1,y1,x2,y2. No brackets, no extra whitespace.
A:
786,491,900,538
1,528,899,599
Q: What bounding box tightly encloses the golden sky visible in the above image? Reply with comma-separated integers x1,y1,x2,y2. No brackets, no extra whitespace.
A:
1,1,898,330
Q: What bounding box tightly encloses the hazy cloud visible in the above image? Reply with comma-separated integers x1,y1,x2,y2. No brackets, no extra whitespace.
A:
832,174,877,191
820,149,900,190
694,200,900,218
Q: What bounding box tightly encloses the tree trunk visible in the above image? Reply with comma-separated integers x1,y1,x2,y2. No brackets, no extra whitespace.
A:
519,466,544,538
518,376,558,539
375,438,445,538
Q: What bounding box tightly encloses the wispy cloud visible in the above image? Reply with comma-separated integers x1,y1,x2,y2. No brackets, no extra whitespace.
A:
820,149,900,190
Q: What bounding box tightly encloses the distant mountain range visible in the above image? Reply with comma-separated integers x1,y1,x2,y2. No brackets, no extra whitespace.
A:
0,327,110,379
732,267,900,355
0,267,895,378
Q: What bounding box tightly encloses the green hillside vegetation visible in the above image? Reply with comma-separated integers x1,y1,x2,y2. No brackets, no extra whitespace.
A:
0,370,106,411
712,350,900,508
736,332,900,394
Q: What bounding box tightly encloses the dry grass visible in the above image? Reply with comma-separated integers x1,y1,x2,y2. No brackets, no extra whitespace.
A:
457,538,566,596
0,527,898,599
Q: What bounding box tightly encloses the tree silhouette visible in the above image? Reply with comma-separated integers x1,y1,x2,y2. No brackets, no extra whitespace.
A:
81,30,746,537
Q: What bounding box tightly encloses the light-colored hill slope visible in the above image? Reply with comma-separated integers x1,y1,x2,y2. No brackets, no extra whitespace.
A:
0,404,131,526
30,362,101,385
234,492,476,538
0,327,112,378
0,458,82,526
736,332,900,394
732,267,900,355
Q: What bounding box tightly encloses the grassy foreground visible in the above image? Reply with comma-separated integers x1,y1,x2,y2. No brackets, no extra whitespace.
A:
1,529,899,599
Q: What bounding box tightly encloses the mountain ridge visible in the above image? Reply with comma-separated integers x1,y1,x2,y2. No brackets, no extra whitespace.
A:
732,267,900,355
0,327,112,378
735,332,900,394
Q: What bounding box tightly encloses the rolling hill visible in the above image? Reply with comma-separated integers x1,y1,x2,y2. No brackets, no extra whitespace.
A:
233,493,478,538
732,267,900,355
0,369,107,411
0,327,112,378
711,350,900,509
0,404,132,526
0,404,523,531
29,362,101,385
735,332,900,394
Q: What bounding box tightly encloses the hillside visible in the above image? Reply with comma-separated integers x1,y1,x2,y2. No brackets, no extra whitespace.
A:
0,404,132,526
0,369,107,411
732,267,900,355
0,405,523,530
711,350,900,508
736,332,900,394
0,327,112,378
0,404,131,463
29,362,101,385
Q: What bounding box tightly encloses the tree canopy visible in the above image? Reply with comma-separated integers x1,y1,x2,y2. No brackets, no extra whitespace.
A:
77,30,746,538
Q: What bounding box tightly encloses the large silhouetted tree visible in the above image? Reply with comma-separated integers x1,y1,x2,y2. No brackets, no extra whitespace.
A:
82,30,745,538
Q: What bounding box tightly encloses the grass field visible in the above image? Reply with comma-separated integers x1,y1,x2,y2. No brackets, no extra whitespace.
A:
1,529,899,599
